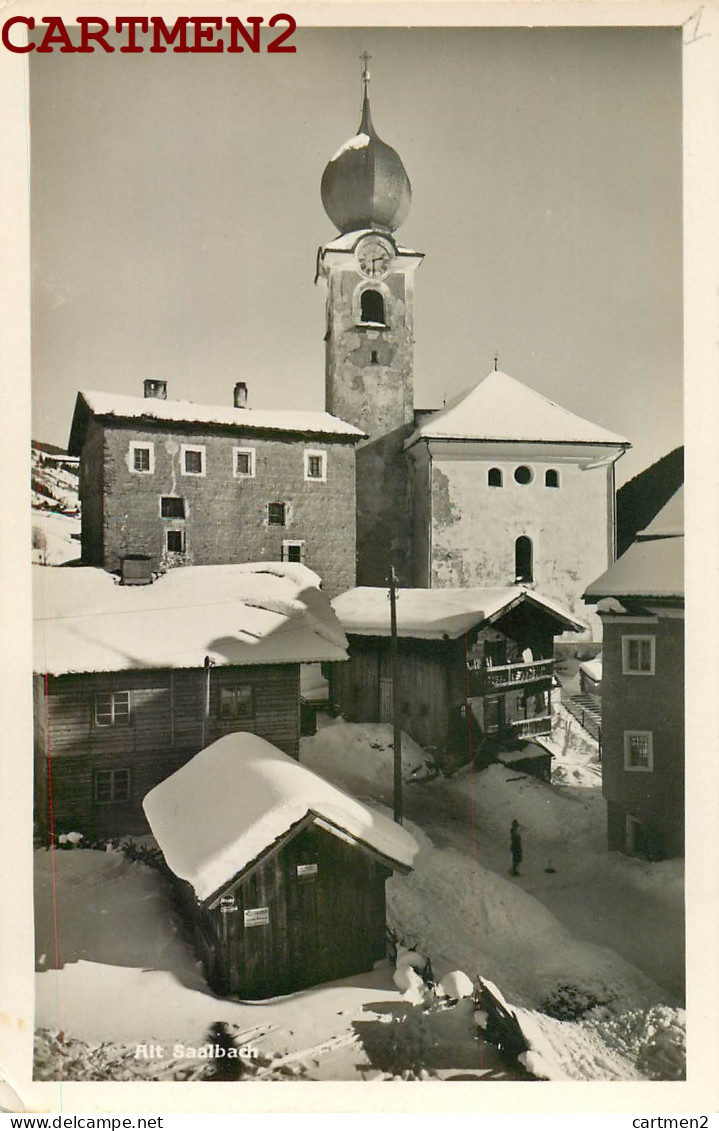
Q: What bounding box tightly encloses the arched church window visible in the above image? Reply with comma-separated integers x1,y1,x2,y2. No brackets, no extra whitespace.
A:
515,536,533,583
360,289,385,325
488,468,503,487
514,466,532,485
545,469,559,488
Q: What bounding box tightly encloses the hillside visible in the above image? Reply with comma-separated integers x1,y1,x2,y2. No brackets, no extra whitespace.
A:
31,442,81,565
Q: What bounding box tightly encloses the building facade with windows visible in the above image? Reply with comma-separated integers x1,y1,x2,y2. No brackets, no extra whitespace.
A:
584,487,684,858
32,562,348,840
404,370,630,641
68,382,364,597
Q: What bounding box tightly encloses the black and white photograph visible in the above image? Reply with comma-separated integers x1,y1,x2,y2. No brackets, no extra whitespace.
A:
2,0,719,1111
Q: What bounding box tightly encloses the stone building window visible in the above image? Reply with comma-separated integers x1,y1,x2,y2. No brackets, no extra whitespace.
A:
94,768,131,803
181,445,206,476
129,442,154,475
304,450,327,482
233,447,256,478
624,730,653,772
166,529,185,553
94,690,130,728
545,469,560,488
488,468,503,487
622,636,655,675
282,540,304,564
515,536,533,583
268,502,286,526
360,289,385,325
219,685,253,721
514,465,532,485
161,497,185,519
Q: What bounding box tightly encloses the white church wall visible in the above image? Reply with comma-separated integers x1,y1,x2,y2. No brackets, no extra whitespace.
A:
427,450,611,640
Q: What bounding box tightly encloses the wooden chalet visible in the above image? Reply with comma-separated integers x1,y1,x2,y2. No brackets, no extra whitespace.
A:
144,733,418,999
330,586,583,768
33,562,347,841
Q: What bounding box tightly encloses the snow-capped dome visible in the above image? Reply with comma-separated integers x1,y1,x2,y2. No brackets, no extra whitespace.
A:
321,86,411,234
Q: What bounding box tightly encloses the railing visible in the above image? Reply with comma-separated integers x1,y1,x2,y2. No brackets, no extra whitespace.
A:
508,714,552,738
467,657,554,692
564,695,602,745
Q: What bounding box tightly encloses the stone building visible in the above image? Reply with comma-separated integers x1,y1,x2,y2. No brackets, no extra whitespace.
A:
68,381,364,597
406,369,630,638
317,71,630,636
317,68,423,586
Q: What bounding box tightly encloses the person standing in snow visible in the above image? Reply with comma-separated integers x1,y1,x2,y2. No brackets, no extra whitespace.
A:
510,819,523,875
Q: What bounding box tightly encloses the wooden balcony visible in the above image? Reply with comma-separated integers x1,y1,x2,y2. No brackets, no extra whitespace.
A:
466,657,554,693
508,714,552,738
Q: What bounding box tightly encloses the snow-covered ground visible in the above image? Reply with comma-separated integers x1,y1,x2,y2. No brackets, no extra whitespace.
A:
31,445,81,565
34,849,521,1082
34,716,685,1082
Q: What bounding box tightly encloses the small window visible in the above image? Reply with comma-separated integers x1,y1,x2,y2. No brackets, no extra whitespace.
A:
94,769,131,804
515,536,533,583
624,731,653,772
181,445,205,477
233,447,256,478
514,466,533,485
304,450,327,482
161,497,185,519
370,350,379,365
219,685,253,720
488,468,503,488
282,540,304,564
360,289,385,324
545,469,559,488
95,691,130,728
268,502,286,526
166,529,185,553
622,636,655,675
129,442,154,475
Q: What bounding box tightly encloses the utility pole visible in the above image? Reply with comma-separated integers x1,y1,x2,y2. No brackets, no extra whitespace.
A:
389,566,403,825
201,654,214,749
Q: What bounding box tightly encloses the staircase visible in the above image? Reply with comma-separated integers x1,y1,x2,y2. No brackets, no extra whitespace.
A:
565,693,602,745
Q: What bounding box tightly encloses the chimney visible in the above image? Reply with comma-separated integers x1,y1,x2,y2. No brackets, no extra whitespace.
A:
144,379,167,400
234,382,248,409
120,554,153,585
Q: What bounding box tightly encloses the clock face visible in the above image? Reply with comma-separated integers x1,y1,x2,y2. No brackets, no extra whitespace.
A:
357,239,393,278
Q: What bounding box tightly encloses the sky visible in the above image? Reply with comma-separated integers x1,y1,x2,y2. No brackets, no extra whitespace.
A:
29,25,683,485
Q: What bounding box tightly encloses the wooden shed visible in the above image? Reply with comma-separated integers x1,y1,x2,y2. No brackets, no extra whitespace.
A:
330,585,583,768
143,733,418,999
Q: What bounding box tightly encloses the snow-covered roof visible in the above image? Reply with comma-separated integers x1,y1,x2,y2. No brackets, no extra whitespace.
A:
68,390,365,454
579,655,603,683
143,733,419,901
636,486,684,540
33,562,348,675
584,537,684,603
405,371,630,449
333,586,583,640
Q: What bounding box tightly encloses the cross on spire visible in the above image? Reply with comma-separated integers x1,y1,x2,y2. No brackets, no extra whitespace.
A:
360,50,371,94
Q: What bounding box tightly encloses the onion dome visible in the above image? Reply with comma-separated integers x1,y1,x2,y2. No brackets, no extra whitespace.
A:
321,75,411,235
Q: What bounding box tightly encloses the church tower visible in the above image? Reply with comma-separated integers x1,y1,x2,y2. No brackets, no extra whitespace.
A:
317,58,423,585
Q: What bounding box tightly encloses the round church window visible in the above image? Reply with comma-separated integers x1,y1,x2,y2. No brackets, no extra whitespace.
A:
514,465,533,485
